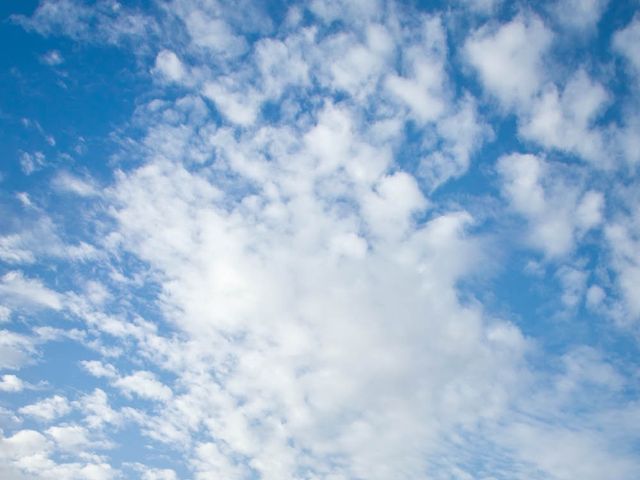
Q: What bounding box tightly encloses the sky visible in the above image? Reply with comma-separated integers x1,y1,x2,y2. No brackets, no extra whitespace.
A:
1,0,640,479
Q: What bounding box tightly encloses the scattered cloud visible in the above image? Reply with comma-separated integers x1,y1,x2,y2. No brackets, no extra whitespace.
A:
0,374,25,392
497,153,604,257
613,15,640,73
19,395,71,422
40,49,63,65
0,271,63,310
465,15,553,108
1,1,638,479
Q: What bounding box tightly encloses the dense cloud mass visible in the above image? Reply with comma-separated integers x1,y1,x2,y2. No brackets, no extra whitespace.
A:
1,1,639,479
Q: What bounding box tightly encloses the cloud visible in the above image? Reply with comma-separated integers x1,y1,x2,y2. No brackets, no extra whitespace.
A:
76,389,123,429
385,17,447,123
605,211,640,320
14,0,157,47
45,424,91,451
4,1,640,479
104,99,525,479
0,271,63,310
114,371,172,402
0,235,36,263
0,374,25,392
465,15,553,108
0,428,118,480
0,213,100,265
41,49,64,65
0,330,36,370
19,151,46,175
613,15,640,73
127,463,178,480
153,50,185,83
497,153,603,257
52,171,98,197
519,70,610,164
549,0,610,31
19,395,71,422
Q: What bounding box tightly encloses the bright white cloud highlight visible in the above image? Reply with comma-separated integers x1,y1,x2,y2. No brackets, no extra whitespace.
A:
465,16,552,107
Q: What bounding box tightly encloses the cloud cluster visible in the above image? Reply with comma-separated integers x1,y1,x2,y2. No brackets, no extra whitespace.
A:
1,1,639,479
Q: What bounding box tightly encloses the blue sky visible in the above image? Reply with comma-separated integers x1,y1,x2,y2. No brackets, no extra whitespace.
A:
1,1,640,479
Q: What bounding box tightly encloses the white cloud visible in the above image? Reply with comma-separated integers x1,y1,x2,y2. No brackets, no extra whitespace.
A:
114,371,172,402
14,0,157,47
519,70,609,164
0,330,36,370
45,424,91,451
497,153,603,257
19,395,71,422
586,284,606,309
605,217,640,320
183,12,246,55
41,49,64,65
0,271,63,310
128,463,178,480
465,16,553,108
557,265,588,308
153,50,185,83
202,80,262,126
504,421,638,480
0,429,50,459
107,118,525,479
385,17,447,123
419,95,491,188
0,234,36,264
0,374,25,392
0,428,118,480
81,360,118,379
7,2,640,479
0,215,100,265
19,151,46,175
52,171,98,197
549,0,610,31
77,389,122,430
613,15,640,72
0,305,10,322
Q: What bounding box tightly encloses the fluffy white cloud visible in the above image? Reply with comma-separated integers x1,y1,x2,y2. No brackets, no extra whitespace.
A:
19,395,71,422
613,15,640,72
605,210,640,320
45,424,91,451
385,17,447,123
0,271,63,310
519,70,609,164
0,428,118,480
114,371,172,402
497,153,603,257
4,1,640,479
465,16,553,108
104,94,525,480
153,50,186,83
0,374,25,392
0,330,36,370
549,0,610,31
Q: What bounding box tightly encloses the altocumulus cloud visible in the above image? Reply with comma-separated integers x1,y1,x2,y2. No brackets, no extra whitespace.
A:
1,0,639,479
